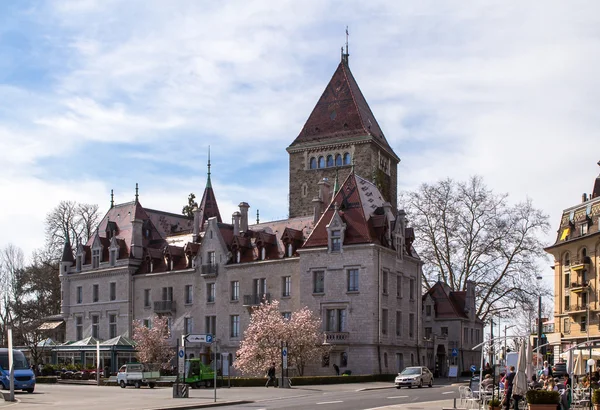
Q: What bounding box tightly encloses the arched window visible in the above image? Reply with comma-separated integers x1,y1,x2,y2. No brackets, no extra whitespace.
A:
582,248,587,258
309,157,317,169
335,154,342,166
318,156,325,168
564,253,570,266
326,155,334,167
343,153,351,165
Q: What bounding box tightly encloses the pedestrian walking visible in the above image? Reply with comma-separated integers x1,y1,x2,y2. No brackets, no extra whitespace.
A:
266,362,276,387
333,363,340,376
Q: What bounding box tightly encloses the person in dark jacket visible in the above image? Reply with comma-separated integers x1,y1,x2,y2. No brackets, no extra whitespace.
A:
266,363,276,387
333,363,340,376
504,366,516,410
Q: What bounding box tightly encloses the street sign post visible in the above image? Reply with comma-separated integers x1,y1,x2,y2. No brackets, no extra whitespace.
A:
282,346,288,369
470,364,477,373
185,334,213,343
178,346,185,377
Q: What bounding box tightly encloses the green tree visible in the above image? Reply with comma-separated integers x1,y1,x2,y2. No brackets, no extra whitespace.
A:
182,193,198,218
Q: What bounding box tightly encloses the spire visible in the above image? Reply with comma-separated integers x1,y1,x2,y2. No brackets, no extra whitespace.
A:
135,183,139,204
341,26,349,65
593,160,600,199
61,237,75,263
206,146,212,188
196,149,222,227
333,168,340,195
110,189,114,209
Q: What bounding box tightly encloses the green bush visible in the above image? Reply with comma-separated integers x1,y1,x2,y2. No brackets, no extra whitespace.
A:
525,390,560,405
488,398,501,408
592,389,600,404
36,376,58,384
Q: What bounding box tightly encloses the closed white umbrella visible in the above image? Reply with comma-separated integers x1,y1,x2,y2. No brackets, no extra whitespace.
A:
574,351,586,376
526,338,534,380
513,339,529,397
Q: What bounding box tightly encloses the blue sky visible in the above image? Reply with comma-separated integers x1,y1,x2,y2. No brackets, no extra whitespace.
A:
2,0,600,294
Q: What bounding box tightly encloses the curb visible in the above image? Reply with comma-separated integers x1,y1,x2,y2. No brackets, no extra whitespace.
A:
143,400,252,410
356,385,397,391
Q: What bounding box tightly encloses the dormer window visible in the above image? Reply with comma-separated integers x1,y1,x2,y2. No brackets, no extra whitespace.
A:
396,234,404,260
581,223,588,236
331,230,341,252
260,247,266,261
92,248,101,268
207,251,216,266
287,244,293,257
236,251,241,263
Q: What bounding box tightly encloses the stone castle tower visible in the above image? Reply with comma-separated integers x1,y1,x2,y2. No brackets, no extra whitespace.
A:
287,54,399,218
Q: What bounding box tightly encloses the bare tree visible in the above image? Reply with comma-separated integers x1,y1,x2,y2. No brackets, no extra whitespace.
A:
0,244,24,345
45,201,100,257
400,176,550,323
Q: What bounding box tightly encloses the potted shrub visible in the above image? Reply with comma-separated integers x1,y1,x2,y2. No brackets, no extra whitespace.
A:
592,389,600,410
526,389,560,410
489,398,501,410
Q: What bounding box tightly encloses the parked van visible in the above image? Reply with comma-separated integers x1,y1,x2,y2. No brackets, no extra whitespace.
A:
0,348,36,393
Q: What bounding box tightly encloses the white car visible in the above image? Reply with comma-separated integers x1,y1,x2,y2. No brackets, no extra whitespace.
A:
395,366,434,389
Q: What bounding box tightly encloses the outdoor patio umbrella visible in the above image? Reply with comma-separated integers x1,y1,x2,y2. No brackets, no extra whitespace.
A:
574,351,586,376
526,338,534,380
513,339,529,397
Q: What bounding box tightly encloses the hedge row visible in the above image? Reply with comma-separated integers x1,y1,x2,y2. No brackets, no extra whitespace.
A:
228,374,396,387
36,376,59,384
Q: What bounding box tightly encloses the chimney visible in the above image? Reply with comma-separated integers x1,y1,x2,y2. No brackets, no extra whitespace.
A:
130,218,144,259
239,202,250,233
318,178,331,203
382,202,393,243
233,211,241,236
192,206,201,242
582,193,588,203
312,196,324,224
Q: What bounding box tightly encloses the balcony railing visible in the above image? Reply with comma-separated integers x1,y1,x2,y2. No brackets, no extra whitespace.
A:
571,257,591,271
201,264,218,276
324,332,349,343
243,293,271,306
568,304,587,313
154,300,176,314
570,282,589,292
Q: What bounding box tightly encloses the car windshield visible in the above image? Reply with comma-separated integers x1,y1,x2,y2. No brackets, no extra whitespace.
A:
400,368,421,375
0,351,30,370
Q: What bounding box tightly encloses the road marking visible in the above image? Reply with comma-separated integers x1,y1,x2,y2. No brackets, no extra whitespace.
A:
317,401,344,405
442,391,454,395
388,395,408,398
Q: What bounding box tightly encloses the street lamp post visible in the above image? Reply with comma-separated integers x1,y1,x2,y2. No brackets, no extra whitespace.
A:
536,275,543,361
504,325,516,366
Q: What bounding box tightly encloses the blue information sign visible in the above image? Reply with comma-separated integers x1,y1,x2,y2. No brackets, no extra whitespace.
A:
470,365,477,373
452,348,459,357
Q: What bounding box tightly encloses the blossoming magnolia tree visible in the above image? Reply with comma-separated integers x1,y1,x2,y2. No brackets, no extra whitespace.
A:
234,300,326,376
132,315,175,369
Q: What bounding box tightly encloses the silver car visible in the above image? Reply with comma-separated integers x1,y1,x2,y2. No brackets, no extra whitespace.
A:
395,366,434,389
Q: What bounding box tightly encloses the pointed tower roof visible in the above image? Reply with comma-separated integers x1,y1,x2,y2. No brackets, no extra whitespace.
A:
593,160,600,199
290,59,397,160
197,153,222,227
61,238,75,263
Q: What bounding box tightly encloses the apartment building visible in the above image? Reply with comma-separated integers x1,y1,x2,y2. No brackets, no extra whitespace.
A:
545,166,600,358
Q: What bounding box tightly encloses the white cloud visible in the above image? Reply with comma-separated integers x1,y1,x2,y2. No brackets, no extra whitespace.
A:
2,0,600,281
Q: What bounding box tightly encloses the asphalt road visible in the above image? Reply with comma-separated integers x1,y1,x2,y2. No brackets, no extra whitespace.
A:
1,381,462,410
208,383,460,410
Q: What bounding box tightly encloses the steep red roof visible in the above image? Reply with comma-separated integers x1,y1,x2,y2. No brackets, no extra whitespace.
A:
423,282,467,319
303,172,379,248
197,186,222,227
290,60,394,156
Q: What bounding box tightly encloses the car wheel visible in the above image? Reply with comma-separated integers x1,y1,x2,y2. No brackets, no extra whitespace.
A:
429,378,433,387
134,381,141,389
149,383,155,389
25,388,34,393
0,382,6,390
396,386,401,389
408,385,412,389
205,380,212,388
419,378,423,388
120,380,126,388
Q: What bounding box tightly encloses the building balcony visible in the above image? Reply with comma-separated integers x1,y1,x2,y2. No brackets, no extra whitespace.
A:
154,300,176,314
243,293,271,306
571,257,591,271
324,332,349,343
567,305,587,314
201,264,218,277
570,282,589,292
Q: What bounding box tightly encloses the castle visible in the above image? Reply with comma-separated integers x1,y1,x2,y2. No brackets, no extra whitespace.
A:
57,52,431,375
